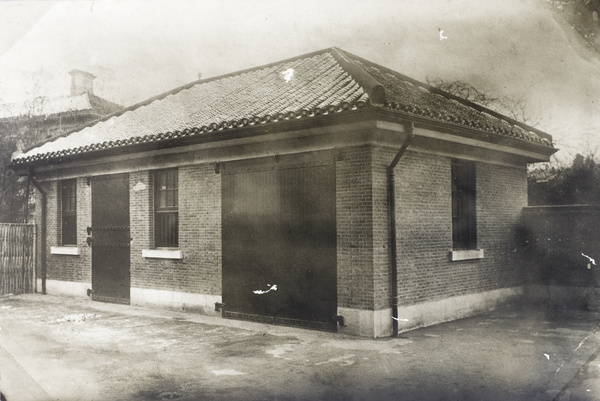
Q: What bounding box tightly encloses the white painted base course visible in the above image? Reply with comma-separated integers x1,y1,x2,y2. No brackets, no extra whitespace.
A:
40,280,221,316
394,287,523,334
130,288,221,316
339,286,523,338
43,279,91,297
337,307,393,338
40,280,523,337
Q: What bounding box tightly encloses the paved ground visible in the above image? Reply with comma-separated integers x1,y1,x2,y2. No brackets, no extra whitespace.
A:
1,294,599,401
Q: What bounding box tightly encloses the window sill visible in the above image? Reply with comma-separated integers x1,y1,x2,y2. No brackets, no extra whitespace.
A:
450,249,484,261
50,246,80,256
142,249,182,260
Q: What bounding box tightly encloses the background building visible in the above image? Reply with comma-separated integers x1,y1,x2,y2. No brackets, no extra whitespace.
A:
0,70,121,222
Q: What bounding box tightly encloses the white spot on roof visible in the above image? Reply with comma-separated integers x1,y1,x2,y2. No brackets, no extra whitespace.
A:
281,68,294,83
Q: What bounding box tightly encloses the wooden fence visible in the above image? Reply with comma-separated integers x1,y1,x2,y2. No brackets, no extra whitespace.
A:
0,223,36,295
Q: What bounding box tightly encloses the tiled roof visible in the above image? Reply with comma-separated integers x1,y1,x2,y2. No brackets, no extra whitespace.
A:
11,48,554,165
87,94,122,116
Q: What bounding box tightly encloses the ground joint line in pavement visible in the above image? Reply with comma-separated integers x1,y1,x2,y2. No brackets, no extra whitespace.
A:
0,340,54,401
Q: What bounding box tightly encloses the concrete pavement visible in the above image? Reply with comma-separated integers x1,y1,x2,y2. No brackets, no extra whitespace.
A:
1,293,599,401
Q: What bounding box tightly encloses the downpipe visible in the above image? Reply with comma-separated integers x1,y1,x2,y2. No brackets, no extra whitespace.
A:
388,122,414,337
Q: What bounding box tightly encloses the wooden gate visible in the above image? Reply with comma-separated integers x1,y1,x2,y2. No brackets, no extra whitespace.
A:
222,165,337,330
91,174,130,304
0,224,36,295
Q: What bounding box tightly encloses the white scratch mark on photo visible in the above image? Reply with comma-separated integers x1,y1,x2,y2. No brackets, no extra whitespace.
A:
574,336,588,352
211,369,247,376
253,284,277,295
582,253,596,265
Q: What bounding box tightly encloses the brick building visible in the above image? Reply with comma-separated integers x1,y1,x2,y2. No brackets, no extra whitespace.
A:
0,70,122,222
10,48,556,337
0,70,121,149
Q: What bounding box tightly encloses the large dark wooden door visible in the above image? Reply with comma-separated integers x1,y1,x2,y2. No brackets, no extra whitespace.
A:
91,174,130,304
222,165,337,330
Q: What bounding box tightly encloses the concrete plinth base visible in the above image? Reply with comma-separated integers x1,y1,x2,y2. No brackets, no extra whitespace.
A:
336,307,393,338
337,287,523,338
130,287,222,316
43,279,91,298
395,286,524,333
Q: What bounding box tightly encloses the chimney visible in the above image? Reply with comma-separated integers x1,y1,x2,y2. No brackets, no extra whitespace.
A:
69,69,96,96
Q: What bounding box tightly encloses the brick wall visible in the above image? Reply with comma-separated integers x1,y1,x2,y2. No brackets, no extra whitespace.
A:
37,142,528,321
76,177,92,282
336,145,383,311
41,164,222,295
371,147,395,310
129,164,222,295
395,150,527,306
476,161,527,289
44,177,92,283
129,171,152,285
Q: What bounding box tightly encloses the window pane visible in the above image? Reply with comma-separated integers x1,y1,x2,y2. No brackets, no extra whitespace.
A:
155,169,178,247
451,161,476,250
166,190,174,208
62,215,77,245
155,212,178,247
159,191,167,209
61,179,77,245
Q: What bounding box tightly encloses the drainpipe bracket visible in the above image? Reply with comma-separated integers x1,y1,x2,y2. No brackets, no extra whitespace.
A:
333,315,345,327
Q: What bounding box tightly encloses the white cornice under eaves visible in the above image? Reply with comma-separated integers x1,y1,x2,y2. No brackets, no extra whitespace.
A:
376,121,554,163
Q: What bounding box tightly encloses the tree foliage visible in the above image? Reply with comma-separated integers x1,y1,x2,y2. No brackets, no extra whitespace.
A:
428,77,600,206
427,77,539,127
0,93,49,223
0,119,30,223
528,153,600,205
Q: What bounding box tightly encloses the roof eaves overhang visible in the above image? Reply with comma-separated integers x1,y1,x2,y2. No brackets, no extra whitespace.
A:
10,105,380,175
11,104,559,176
374,108,558,163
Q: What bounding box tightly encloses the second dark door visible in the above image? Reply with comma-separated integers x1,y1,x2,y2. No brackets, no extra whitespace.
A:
222,165,337,330
91,174,130,304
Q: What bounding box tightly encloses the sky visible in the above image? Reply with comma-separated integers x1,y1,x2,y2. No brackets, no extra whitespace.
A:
1,0,599,162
